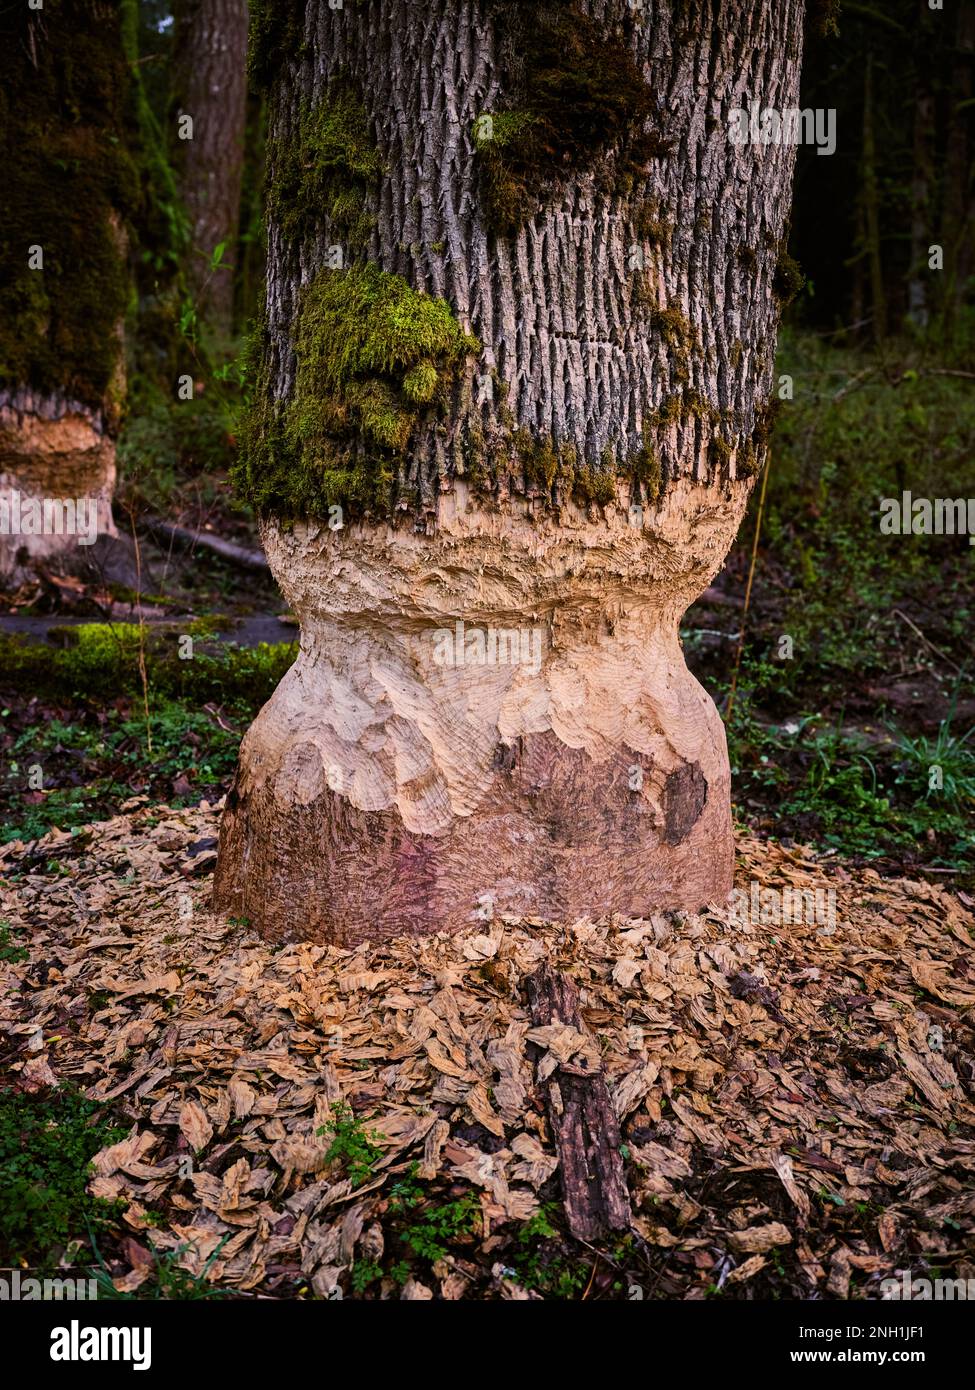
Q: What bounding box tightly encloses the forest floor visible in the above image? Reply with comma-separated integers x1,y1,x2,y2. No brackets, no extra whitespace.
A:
0,332,972,1297
2,800,974,1300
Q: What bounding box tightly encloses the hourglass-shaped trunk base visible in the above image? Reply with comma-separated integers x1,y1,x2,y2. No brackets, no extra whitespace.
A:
213,484,747,946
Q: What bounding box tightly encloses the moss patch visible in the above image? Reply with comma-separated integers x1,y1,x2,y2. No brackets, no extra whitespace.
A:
773,249,805,305
0,0,140,418
234,265,480,519
708,436,733,471
477,1,667,233
649,306,694,356
268,84,380,249
631,199,671,248
509,424,670,511
0,625,296,710
627,424,662,505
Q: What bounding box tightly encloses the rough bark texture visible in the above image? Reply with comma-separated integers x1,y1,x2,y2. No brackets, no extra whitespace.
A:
258,0,804,503
908,1,935,330
215,0,806,944
171,0,249,334
526,964,632,1241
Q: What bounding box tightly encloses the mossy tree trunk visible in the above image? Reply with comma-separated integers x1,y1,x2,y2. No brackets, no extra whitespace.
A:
215,0,807,946
0,0,139,583
170,0,249,337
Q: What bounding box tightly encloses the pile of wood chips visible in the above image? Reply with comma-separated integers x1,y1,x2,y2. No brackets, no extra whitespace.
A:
2,800,974,1300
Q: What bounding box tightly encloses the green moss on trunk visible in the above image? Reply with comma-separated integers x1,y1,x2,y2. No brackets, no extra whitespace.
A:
233,264,480,520
773,249,805,305
476,1,668,234
267,84,380,249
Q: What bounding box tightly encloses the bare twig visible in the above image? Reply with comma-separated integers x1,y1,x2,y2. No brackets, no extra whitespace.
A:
726,454,773,723
891,608,962,676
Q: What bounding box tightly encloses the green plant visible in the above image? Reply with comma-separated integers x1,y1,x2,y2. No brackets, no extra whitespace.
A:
0,921,29,963
893,714,975,809
89,1236,228,1300
1,692,252,844
0,1085,127,1268
386,1163,480,1264
509,1206,589,1298
317,1102,384,1189
349,1259,383,1294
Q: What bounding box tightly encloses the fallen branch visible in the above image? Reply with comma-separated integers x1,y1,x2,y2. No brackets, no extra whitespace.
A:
526,963,632,1242
140,516,269,573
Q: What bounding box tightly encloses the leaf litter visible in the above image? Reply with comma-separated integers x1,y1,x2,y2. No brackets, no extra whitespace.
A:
1,801,974,1300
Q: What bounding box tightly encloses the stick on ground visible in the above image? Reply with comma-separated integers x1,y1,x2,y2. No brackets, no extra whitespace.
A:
526,963,632,1242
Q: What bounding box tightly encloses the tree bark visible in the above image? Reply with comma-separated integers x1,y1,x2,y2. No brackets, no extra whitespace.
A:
215,0,807,945
908,2,935,331
526,963,632,1241
861,52,888,344
940,0,975,340
170,0,249,336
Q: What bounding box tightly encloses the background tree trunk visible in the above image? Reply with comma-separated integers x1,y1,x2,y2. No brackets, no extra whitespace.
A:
908,1,935,331
862,52,888,344
941,0,975,340
170,0,249,336
215,0,807,945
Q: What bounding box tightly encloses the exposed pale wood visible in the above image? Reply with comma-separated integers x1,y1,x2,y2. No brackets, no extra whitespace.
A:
215,482,747,943
0,388,118,583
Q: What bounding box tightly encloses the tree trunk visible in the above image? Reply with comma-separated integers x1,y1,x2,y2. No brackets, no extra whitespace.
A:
861,52,888,344
908,2,935,331
215,0,807,946
940,0,975,340
170,0,249,336
0,0,135,584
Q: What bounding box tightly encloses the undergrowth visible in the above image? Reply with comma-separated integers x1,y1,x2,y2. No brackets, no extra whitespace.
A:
0,1085,128,1270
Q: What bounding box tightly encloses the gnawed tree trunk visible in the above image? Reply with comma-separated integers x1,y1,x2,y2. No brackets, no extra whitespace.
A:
215,0,806,945
170,0,249,336
0,0,135,585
